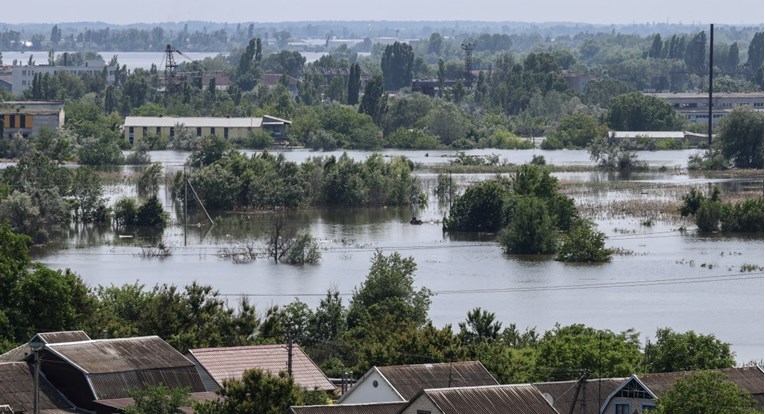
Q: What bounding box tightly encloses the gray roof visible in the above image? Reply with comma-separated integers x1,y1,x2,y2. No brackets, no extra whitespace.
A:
0,362,77,413
123,115,291,128
34,331,91,344
413,384,559,414
377,361,498,401
533,378,626,414
647,92,764,99
290,402,406,414
639,367,764,408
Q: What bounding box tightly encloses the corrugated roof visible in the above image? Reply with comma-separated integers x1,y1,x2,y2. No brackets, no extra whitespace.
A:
188,345,335,391
420,384,559,414
0,362,77,413
647,92,763,99
124,116,265,128
46,336,195,374
610,131,686,139
377,361,498,400
0,344,32,363
290,402,406,414
93,391,218,414
533,378,626,414
35,331,91,344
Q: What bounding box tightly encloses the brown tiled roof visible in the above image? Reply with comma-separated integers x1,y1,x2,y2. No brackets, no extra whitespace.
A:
0,362,77,413
377,361,498,400
416,384,559,414
290,402,406,414
533,378,626,414
188,344,335,391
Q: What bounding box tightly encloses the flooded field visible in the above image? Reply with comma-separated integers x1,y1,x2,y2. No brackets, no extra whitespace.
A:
31,149,764,363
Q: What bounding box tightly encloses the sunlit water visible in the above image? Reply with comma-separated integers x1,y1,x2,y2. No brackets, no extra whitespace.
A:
29,149,764,364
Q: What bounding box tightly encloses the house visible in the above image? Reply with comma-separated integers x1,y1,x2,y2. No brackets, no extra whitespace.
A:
607,131,710,146
11,60,117,95
533,366,764,414
36,336,207,413
646,92,764,127
187,344,336,393
0,100,65,139
397,384,560,414
261,73,299,97
122,115,291,145
290,402,406,414
0,330,92,363
337,361,498,404
0,362,79,413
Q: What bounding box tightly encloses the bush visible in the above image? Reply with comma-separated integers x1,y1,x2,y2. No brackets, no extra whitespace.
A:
499,196,558,254
444,180,512,232
556,220,612,262
284,232,321,265
113,197,139,228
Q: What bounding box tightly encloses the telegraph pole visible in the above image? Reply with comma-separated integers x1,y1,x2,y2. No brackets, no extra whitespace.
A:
287,334,293,378
708,24,714,147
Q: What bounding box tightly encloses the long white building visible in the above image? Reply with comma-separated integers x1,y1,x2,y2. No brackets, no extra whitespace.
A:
11,59,117,95
646,92,764,126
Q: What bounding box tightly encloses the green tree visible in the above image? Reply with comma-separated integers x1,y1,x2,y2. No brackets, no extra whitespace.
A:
715,106,763,169
381,41,414,90
746,32,763,70
549,114,608,148
499,196,558,255
656,371,758,414
648,328,735,373
444,179,512,232
136,195,167,227
193,369,301,414
556,220,611,263
359,75,387,125
124,384,190,414
70,167,108,223
458,308,502,345
346,63,361,105
536,324,643,381
606,92,683,131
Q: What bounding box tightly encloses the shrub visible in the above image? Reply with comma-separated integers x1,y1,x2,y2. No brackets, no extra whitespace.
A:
556,220,612,262
499,196,558,254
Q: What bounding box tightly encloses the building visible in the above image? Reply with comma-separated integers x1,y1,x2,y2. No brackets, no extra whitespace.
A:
36,336,207,413
608,130,709,146
187,344,336,393
397,384,559,414
11,60,118,95
261,73,300,97
290,402,406,414
646,92,764,127
122,115,291,145
0,362,79,414
337,361,498,404
0,100,65,138
533,366,764,414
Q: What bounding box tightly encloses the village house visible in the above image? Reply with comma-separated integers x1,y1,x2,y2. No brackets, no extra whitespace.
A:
398,384,559,414
336,361,498,405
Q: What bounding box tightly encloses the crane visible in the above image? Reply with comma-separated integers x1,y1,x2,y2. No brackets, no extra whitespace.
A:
162,44,200,93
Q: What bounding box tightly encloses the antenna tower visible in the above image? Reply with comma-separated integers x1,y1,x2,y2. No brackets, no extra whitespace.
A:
461,41,476,87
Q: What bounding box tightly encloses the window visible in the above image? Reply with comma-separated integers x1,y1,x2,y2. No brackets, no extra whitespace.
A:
143,127,148,135
170,127,175,137
224,127,229,139
197,127,202,137
416,411,431,414
615,404,630,414
210,127,216,136
156,127,161,135
641,404,656,412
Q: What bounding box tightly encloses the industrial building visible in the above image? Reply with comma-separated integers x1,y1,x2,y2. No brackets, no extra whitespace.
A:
647,92,764,126
10,59,117,96
122,115,291,145
0,100,65,138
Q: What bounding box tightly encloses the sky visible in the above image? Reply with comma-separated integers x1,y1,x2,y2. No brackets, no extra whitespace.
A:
3,0,764,25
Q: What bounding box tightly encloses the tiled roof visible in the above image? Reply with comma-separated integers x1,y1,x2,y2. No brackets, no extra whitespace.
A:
377,361,498,400
290,402,406,414
188,344,335,391
0,362,77,413
417,384,559,414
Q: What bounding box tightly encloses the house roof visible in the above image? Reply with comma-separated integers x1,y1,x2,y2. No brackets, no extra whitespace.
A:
290,402,406,414
376,361,498,401
533,378,626,414
647,92,764,100
609,131,686,139
187,344,335,391
92,391,218,414
410,384,559,414
0,331,92,363
124,116,265,128
639,366,764,407
0,362,77,413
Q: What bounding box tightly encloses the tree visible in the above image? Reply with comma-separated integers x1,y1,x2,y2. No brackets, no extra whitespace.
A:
556,220,611,263
648,328,735,373
124,385,190,414
656,371,758,414
649,34,664,58
715,106,763,169
359,75,386,125
346,63,361,105
70,167,108,223
606,93,683,131
746,32,763,70
444,179,512,232
347,250,432,329
458,308,502,345
499,196,558,255
549,114,608,148
380,41,414,91
194,369,301,414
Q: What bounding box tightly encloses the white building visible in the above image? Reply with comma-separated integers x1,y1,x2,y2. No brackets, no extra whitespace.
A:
646,92,764,127
11,59,117,95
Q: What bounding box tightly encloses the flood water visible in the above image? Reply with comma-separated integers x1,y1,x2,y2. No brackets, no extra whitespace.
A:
31,149,764,363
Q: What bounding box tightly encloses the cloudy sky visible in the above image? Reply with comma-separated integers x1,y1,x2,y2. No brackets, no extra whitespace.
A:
3,0,763,25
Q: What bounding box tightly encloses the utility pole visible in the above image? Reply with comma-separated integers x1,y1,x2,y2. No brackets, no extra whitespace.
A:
183,165,187,246
33,349,40,414
287,334,293,378
708,23,714,147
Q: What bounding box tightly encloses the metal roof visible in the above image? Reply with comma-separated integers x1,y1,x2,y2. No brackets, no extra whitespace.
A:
647,92,764,99
290,402,406,414
609,131,686,139
46,336,195,374
34,331,91,344
187,344,335,391
376,361,498,401
124,116,267,128
93,391,218,414
0,362,78,413
417,384,559,414
639,367,764,408
533,378,626,414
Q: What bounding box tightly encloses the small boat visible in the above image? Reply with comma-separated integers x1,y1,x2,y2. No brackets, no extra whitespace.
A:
410,217,423,225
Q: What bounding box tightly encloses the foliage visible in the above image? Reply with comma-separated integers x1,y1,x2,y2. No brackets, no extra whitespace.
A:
656,371,758,414
381,42,414,90
714,106,764,169
124,385,191,414
189,135,231,167
444,179,512,232
499,196,558,255
284,231,322,265
359,76,387,127
70,167,109,223
556,220,612,263
679,187,762,233
458,308,502,345
588,136,646,171
648,328,735,373
536,324,643,381
113,196,167,228
78,136,125,165
606,93,684,131
549,114,608,148
193,369,301,414
137,163,163,198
